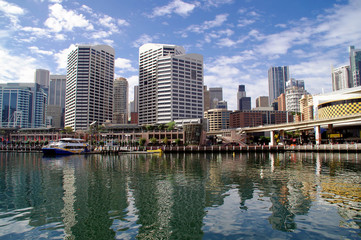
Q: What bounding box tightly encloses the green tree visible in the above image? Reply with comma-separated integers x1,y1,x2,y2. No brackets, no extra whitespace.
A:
139,138,146,146
64,126,73,134
175,138,181,146
162,137,168,145
150,137,157,145
166,121,176,131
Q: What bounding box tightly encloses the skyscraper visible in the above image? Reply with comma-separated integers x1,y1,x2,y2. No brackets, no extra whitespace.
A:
209,87,222,109
47,75,66,128
65,45,115,131
138,43,203,125
113,77,128,124
349,46,361,87
331,65,351,91
35,69,50,89
268,66,289,105
256,96,269,108
0,83,47,128
237,85,251,111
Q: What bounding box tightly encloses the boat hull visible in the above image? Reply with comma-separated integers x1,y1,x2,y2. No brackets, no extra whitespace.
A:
42,147,86,155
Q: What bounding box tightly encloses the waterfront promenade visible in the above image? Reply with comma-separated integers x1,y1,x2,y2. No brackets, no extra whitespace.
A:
2,143,361,153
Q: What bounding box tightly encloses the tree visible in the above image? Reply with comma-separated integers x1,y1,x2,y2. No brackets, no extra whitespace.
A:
175,138,181,146
64,126,73,134
162,137,168,145
139,138,146,146
158,124,165,130
167,121,176,131
150,137,157,145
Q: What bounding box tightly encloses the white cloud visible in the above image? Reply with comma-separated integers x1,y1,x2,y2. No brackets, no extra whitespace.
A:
53,44,77,70
132,34,157,48
150,0,199,18
181,13,228,35
44,3,94,32
21,26,50,38
202,0,233,8
115,58,137,73
0,0,25,26
0,0,24,15
0,48,37,83
127,75,139,101
28,46,53,55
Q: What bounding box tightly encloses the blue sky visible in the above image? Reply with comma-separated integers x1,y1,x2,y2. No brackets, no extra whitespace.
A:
1,0,360,110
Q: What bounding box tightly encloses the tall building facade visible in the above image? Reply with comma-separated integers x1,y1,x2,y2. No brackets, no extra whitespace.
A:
285,81,308,113
209,87,222,109
349,46,361,87
138,43,203,125
299,94,313,121
203,86,210,112
256,96,269,108
65,45,115,130
268,66,289,105
204,108,231,131
332,65,351,91
0,83,47,128
237,85,251,110
113,77,128,124
35,69,50,89
47,75,66,128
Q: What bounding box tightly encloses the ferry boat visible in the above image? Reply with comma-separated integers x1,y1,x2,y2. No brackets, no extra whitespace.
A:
42,138,89,155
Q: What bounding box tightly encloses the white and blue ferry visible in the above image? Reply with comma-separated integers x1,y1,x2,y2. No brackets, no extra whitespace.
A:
42,138,89,155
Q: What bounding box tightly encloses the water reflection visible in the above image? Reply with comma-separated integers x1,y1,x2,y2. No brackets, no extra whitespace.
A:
0,152,361,239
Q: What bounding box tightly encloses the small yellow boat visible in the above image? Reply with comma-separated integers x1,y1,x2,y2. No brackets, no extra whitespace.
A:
147,149,163,153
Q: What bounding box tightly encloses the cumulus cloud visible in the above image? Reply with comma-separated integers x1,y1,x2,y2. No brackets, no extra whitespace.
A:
115,58,137,73
0,0,25,26
28,46,53,55
53,44,77,70
132,34,157,48
0,47,37,83
44,3,94,32
149,0,199,18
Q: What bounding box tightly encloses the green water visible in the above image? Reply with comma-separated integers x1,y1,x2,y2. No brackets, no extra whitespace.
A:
0,152,361,239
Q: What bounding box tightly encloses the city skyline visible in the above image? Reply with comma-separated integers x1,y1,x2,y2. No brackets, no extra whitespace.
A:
0,0,360,110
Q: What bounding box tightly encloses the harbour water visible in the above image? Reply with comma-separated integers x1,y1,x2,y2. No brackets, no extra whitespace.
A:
0,152,361,239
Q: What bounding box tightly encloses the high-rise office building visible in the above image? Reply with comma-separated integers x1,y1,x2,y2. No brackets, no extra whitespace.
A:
332,65,351,91
349,46,361,87
209,87,222,109
133,85,139,113
256,96,269,108
47,75,66,128
237,85,251,111
268,66,289,105
65,45,115,131
300,94,313,121
113,77,128,124
203,86,210,112
35,69,50,89
285,83,308,113
0,83,47,128
138,43,203,125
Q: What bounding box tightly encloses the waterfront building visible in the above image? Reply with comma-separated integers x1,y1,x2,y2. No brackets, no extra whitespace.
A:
349,46,361,87
204,108,231,131
268,66,289,105
332,65,351,91
256,96,269,108
299,94,313,121
209,87,222,109
0,83,47,128
138,43,203,125
273,93,286,111
113,77,128,124
237,85,251,111
229,110,293,128
65,45,115,131
313,85,361,120
133,85,138,112
47,75,66,128
285,80,308,113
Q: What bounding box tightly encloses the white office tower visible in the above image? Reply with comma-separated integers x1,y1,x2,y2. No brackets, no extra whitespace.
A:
332,65,351,91
285,81,308,113
138,43,204,125
48,75,66,128
65,45,115,131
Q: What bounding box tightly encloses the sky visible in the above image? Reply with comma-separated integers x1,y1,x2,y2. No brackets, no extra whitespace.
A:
1,0,361,110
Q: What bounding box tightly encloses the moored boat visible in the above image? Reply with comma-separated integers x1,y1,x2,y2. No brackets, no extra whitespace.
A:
146,148,163,154
42,138,89,155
